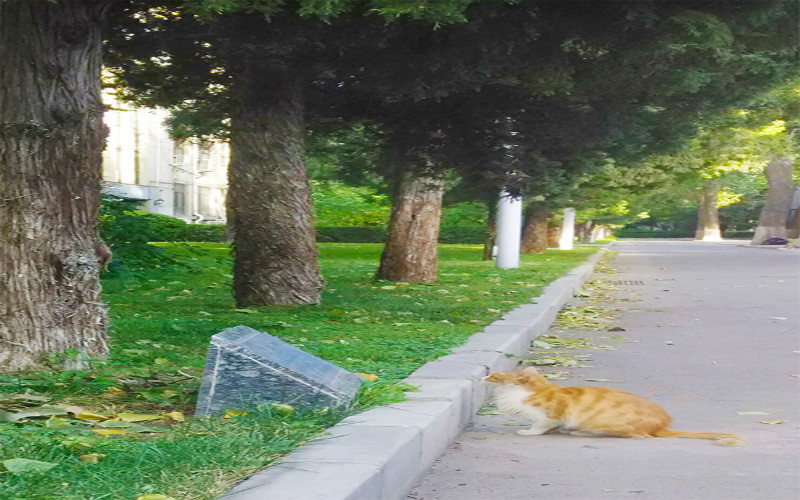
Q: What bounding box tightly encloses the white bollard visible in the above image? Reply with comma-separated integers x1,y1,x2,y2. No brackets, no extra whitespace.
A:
496,190,522,268
559,207,576,250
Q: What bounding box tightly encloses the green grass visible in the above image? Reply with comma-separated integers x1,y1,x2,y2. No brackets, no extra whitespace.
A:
0,243,597,500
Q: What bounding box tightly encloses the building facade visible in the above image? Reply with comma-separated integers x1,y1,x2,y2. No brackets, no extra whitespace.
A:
102,95,229,223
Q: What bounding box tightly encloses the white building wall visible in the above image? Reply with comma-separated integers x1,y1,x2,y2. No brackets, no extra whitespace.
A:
101,93,229,223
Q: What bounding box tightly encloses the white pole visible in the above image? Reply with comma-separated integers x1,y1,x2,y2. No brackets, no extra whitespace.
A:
496,190,523,268
559,207,576,250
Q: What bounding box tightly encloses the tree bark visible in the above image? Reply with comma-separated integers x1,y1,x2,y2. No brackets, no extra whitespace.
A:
751,158,795,244
576,220,593,243
520,203,551,254
482,201,497,261
376,169,444,282
547,225,561,249
694,178,722,241
228,72,323,306
0,0,111,371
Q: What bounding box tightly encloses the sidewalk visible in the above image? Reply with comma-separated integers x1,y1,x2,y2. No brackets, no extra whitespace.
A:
219,247,608,500
408,240,800,500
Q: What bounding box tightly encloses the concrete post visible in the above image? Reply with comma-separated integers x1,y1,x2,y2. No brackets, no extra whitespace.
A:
496,190,522,269
559,207,576,250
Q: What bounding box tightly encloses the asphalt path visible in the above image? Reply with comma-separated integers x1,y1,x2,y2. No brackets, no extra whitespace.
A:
407,240,800,500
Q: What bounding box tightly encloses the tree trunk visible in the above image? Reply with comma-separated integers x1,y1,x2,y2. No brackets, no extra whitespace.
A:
576,220,593,243
0,0,111,371
751,158,795,245
376,169,444,282
520,203,551,254
228,72,323,306
547,225,561,248
482,201,497,261
694,178,722,241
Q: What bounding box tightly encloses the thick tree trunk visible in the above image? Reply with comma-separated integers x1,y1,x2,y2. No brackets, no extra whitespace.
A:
751,158,795,245
228,73,322,306
520,203,551,254
694,178,722,241
376,169,444,282
0,1,111,371
482,201,497,261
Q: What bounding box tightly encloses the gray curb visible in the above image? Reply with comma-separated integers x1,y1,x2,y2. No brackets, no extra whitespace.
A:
219,247,609,500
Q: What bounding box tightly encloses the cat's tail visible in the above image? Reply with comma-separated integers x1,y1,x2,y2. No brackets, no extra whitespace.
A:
654,428,745,446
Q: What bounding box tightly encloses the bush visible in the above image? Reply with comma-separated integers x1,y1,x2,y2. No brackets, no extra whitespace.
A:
98,197,182,270
134,212,188,240
179,223,227,242
316,225,487,244
438,226,486,244
613,228,688,238
317,226,387,243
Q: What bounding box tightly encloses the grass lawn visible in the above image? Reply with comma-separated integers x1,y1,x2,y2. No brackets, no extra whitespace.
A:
0,243,597,500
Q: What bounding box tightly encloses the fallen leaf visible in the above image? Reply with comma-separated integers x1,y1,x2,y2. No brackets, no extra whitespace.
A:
92,428,127,436
223,409,248,419
356,373,379,382
2,458,58,474
233,308,258,314
165,411,185,422
78,453,105,464
760,420,785,425
60,436,96,451
270,403,295,415
116,413,164,422
11,393,50,403
0,405,70,422
76,412,109,421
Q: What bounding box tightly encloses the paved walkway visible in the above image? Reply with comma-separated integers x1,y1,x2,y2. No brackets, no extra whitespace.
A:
407,240,800,500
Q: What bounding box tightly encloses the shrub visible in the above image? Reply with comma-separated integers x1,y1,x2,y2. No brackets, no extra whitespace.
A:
438,226,486,244
317,226,387,243
98,196,181,270
180,224,228,242
316,225,487,244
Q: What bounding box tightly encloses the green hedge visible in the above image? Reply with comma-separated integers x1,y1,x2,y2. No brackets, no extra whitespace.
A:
613,228,690,238
438,225,485,244
181,224,227,242
316,226,386,243
316,225,486,244
102,206,488,245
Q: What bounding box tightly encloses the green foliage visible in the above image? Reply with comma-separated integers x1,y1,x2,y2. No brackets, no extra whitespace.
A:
438,226,485,244
441,201,487,226
180,224,228,242
317,226,387,243
98,197,183,271
312,182,390,226
315,225,486,243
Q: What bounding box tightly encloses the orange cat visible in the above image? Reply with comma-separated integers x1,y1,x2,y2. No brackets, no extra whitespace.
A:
484,367,743,446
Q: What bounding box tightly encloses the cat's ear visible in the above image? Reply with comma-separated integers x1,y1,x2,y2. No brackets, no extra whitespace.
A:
522,366,540,375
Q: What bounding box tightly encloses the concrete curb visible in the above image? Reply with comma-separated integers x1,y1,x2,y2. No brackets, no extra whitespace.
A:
219,247,608,500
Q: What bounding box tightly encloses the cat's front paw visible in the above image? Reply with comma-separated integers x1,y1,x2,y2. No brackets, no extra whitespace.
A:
517,428,547,436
